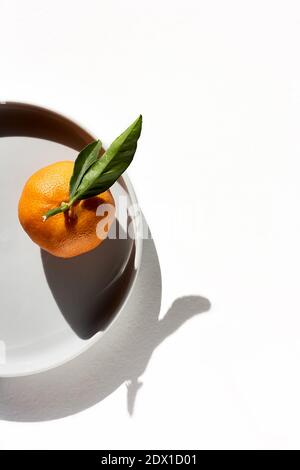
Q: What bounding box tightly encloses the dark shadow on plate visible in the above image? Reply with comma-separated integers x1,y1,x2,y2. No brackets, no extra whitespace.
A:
41,219,135,339
0,219,211,421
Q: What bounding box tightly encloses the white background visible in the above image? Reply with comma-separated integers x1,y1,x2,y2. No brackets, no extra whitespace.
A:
1,0,300,450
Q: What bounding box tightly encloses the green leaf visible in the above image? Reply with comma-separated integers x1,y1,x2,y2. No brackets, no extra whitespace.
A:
69,140,102,198
74,115,142,200
43,115,142,221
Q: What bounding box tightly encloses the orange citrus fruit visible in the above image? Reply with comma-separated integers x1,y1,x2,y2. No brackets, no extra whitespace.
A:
18,161,115,258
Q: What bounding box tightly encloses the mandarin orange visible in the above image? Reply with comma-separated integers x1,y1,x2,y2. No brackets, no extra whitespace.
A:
18,161,115,258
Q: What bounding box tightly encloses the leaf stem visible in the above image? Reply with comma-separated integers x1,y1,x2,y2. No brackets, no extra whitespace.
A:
42,197,78,221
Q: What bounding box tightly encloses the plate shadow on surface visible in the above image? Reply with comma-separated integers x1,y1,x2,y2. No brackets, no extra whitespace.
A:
0,220,211,421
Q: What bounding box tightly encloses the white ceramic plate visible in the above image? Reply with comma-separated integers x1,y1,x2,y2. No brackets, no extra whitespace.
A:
0,102,142,377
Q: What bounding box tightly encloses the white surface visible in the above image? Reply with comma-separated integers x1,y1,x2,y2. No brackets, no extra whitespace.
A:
0,0,300,450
